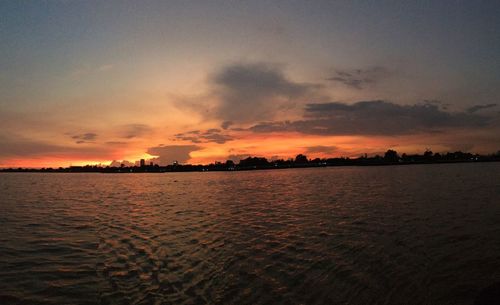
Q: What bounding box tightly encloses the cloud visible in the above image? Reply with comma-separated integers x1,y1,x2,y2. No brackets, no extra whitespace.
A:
327,66,390,89
466,103,497,113
71,132,97,144
304,145,338,155
0,134,113,159
120,124,152,139
146,145,201,165
250,100,493,136
221,121,233,129
202,133,233,144
210,62,319,123
174,128,234,144
422,99,451,110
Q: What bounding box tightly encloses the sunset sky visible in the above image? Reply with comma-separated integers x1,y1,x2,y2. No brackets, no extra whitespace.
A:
1,1,499,167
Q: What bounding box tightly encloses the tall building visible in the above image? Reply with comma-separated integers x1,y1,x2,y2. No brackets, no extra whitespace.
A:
140,159,145,167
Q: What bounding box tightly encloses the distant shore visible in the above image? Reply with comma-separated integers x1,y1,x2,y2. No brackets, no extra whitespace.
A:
2,150,499,173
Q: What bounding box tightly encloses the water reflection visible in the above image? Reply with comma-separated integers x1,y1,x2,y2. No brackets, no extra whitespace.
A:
0,164,500,304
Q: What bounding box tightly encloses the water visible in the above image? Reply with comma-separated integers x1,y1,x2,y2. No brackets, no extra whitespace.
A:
1,163,499,305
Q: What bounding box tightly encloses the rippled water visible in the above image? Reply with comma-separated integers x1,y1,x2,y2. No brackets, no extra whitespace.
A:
1,163,500,305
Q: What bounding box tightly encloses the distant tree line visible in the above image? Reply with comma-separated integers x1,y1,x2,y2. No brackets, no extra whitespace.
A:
2,149,500,173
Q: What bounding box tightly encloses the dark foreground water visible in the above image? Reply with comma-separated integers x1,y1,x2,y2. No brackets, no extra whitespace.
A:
1,163,500,305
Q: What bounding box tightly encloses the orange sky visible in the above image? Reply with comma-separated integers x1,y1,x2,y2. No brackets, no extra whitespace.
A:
1,2,499,168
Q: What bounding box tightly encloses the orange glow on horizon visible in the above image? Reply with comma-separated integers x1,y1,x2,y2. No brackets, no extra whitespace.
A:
0,130,468,168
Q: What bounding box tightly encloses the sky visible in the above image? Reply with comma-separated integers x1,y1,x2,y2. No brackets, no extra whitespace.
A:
1,0,499,167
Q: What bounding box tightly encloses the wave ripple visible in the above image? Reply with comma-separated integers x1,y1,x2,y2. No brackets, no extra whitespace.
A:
1,164,500,304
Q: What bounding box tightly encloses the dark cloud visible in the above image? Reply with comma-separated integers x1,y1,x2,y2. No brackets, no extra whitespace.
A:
304,145,338,154
105,141,127,145
202,133,233,144
250,100,493,136
146,145,201,165
71,132,97,144
466,103,497,113
74,133,97,140
174,135,201,143
0,135,113,159
211,62,318,123
174,128,234,144
327,66,390,90
221,121,233,129
206,128,221,133
121,124,152,139
423,99,451,110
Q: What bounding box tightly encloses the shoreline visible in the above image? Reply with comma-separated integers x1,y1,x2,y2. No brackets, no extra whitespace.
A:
2,158,499,173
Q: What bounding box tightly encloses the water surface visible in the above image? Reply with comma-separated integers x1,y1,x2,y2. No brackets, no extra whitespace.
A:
1,163,500,304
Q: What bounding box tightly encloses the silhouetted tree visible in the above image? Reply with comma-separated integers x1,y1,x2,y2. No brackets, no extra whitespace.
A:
311,158,321,164
239,157,269,167
384,150,399,162
294,154,308,164
424,150,433,160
